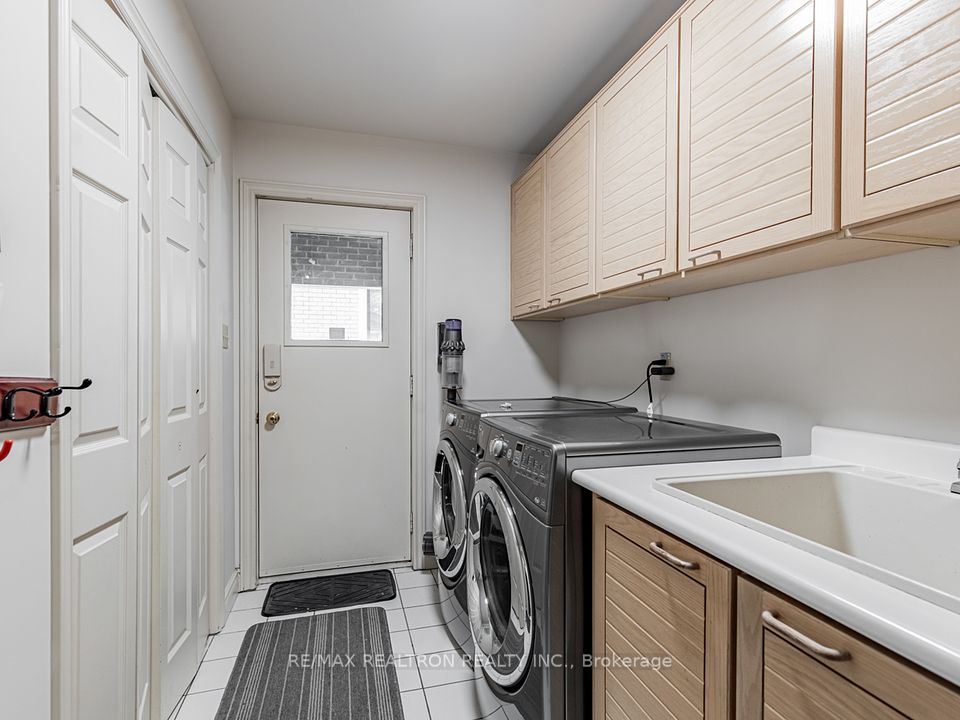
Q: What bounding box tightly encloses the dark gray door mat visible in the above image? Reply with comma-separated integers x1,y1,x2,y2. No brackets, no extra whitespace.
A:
262,569,397,616
216,607,404,720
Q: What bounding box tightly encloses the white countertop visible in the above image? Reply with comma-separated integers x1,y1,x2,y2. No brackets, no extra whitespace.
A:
573,427,960,687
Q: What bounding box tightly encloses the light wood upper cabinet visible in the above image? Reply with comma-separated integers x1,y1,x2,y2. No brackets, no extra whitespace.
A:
596,22,680,293
510,157,546,317
678,0,839,268
737,578,960,720
509,0,959,321
545,105,596,305
593,497,734,720
842,0,960,226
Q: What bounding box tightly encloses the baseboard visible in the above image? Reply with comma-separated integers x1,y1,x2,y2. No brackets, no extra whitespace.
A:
222,569,240,621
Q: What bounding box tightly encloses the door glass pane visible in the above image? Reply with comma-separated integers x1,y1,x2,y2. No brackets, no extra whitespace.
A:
440,457,457,540
480,499,511,645
288,231,384,343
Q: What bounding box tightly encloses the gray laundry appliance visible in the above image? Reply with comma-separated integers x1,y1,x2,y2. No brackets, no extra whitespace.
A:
466,413,781,719
431,397,636,654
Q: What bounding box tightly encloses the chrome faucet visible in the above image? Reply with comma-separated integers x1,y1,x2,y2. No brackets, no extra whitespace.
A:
953,460,960,495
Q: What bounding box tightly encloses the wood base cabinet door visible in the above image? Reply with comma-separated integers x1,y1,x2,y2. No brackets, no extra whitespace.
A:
593,498,734,720
545,105,596,306
596,22,680,292
842,0,960,226
678,0,839,269
511,158,546,317
737,578,960,720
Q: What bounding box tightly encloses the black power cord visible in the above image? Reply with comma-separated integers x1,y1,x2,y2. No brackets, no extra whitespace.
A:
608,358,674,406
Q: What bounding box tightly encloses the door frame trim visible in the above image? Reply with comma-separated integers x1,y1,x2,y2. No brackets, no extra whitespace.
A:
238,179,427,590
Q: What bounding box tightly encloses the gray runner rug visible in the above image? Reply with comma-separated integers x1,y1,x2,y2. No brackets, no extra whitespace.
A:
215,607,404,720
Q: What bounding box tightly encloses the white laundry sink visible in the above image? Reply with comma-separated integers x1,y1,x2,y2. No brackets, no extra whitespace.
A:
656,467,960,614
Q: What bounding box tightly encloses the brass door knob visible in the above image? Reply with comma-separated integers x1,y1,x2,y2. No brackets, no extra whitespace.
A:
265,411,280,427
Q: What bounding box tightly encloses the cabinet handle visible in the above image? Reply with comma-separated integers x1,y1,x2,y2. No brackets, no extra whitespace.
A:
549,298,561,305
528,304,540,311
761,611,850,661
689,250,722,267
649,541,699,570
638,268,663,281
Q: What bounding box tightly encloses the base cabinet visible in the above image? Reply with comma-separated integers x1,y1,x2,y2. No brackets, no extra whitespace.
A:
736,578,960,720
593,497,734,720
592,497,960,720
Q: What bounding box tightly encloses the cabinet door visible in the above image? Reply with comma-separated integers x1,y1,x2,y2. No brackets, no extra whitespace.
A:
842,0,960,226
545,105,596,305
596,22,679,292
678,0,839,269
593,497,734,720
510,158,545,317
737,578,960,720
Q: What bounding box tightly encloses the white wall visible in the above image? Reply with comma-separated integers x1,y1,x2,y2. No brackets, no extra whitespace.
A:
0,3,51,716
129,0,238,602
559,245,960,455
234,119,561,547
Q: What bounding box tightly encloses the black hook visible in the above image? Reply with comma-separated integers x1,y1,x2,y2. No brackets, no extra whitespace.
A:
41,378,93,419
41,396,72,419
1,387,45,423
54,378,93,393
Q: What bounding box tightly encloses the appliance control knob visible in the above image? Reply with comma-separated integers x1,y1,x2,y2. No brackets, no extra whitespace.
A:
491,438,507,458
445,412,458,427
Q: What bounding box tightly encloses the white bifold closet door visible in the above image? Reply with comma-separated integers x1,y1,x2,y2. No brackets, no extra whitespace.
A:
65,0,140,717
155,96,211,718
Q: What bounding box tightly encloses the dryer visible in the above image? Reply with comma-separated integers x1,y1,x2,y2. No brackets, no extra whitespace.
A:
467,413,781,719
431,397,636,654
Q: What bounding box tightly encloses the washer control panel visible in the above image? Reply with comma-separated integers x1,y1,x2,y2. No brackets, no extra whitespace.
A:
480,425,554,515
443,404,479,444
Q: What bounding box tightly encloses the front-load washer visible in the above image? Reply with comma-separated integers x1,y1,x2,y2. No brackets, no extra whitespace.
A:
467,413,781,719
431,397,636,654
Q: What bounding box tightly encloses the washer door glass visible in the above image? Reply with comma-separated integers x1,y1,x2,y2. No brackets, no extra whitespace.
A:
433,440,467,580
467,474,534,689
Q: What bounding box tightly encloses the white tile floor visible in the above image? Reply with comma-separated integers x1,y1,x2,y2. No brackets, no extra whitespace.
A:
173,566,510,720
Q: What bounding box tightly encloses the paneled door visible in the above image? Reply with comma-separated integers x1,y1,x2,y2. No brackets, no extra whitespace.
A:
63,0,140,718
678,0,839,268
841,0,960,226
136,54,154,720
596,21,679,292
156,97,209,718
257,200,412,577
545,105,596,305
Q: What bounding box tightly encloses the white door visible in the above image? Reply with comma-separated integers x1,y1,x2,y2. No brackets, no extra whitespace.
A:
257,200,412,577
136,54,154,720
0,1,54,716
156,97,209,717
196,144,212,652
63,0,141,718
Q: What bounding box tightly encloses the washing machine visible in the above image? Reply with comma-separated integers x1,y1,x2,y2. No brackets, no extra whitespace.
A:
431,397,636,654
467,413,781,719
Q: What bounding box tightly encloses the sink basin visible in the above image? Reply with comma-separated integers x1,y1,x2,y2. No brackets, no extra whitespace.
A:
656,467,960,614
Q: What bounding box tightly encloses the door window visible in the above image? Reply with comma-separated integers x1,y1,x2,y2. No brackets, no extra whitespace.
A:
285,228,386,345
479,497,512,645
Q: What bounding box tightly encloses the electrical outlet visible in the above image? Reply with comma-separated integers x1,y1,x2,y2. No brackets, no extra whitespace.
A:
659,352,673,379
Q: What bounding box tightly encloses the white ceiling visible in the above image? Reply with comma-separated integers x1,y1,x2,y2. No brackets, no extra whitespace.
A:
181,0,684,154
